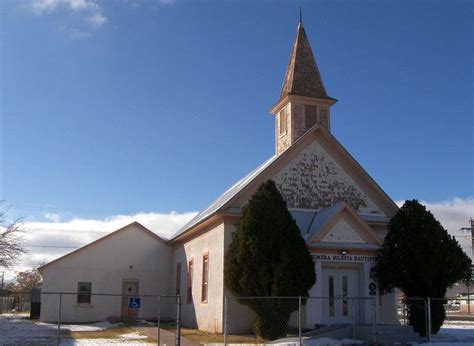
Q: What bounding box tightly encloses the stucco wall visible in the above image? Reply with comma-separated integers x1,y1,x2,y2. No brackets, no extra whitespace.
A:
40,224,173,323
172,222,225,333
223,222,256,334
273,140,384,215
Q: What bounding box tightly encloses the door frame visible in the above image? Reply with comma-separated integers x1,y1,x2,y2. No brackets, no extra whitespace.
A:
121,279,140,319
321,264,360,324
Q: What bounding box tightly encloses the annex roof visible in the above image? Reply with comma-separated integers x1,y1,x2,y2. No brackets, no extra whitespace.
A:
38,222,166,273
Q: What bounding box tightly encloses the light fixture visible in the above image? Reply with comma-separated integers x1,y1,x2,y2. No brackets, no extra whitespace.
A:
341,250,348,256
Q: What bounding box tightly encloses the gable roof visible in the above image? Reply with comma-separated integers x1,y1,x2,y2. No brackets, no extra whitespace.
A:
171,124,398,242
38,222,166,273
305,202,382,246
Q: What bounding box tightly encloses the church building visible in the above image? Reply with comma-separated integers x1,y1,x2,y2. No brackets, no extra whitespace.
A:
39,18,399,332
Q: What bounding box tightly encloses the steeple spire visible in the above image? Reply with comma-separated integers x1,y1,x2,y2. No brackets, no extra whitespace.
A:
278,20,332,102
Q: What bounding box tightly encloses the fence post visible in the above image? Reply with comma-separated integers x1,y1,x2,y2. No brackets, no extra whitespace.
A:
157,296,161,346
372,297,377,344
175,293,181,346
352,298,356,342
298,296,302,346
56,293,62,346
426,297,432,342
224,296,228,346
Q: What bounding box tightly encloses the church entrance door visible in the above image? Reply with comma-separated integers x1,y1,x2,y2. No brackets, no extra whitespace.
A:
321,266,360,324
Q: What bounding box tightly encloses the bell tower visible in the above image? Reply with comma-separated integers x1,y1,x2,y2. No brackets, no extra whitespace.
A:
270,18,337,155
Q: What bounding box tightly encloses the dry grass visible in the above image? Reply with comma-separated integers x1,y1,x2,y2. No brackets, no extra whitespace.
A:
178,327,265,344
62,326,155,342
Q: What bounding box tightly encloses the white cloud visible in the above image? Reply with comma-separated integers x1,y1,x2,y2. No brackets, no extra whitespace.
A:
44,213,61,222
27,0,107,38
29,0,60,14
87,12,107,27
66,0,98,11
396,197,474,259
4,210,197,281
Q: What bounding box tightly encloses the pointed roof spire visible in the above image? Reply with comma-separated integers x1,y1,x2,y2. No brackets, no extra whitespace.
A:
278,18,333,102
299,6,302,26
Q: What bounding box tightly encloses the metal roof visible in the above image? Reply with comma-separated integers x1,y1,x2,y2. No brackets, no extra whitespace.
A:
289,203,344,240
171,155,278,240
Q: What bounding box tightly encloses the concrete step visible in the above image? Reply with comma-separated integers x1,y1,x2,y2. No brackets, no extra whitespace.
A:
355,325,423,344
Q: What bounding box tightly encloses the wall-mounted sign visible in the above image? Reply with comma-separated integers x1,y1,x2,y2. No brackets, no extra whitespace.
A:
312,254,377,263
129,297,141,309
369,282,377,296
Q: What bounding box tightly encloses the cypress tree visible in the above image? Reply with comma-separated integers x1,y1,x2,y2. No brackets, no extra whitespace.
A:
224,180,316,339
372,200,471,336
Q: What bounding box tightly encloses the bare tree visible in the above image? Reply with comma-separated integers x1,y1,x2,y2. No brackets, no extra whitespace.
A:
0,204,26,268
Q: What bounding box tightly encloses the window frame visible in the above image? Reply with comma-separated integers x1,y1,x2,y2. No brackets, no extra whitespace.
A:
279,108,287,135
201,252,209,303
187,258,194,304
77,282,92,304
304,105,318,128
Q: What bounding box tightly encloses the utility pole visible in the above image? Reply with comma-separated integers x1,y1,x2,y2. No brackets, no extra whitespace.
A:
460,218,474,315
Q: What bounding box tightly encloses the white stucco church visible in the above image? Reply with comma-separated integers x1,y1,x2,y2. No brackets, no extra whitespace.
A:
39,19,399,332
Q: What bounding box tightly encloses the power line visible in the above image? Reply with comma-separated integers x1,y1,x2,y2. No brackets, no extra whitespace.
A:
26,245,79,249
9,203,147,215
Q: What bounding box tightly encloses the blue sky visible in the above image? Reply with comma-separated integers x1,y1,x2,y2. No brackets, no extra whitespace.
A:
1,0,473,222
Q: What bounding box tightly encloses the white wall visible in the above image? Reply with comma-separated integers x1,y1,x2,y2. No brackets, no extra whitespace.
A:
223,222,255,334
172,222,225,333
40,224,173,323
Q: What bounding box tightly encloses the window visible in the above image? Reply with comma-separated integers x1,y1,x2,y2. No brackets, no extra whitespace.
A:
279,108,287,135
187,259,194,303
342,275,348,316
77,282,91,304
319,108,328,128
328,276,334,316
201,253,209,303
305,105,317,128
176,263,182,296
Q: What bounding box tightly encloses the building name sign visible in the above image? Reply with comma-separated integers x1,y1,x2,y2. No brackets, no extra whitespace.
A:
312,254,377,262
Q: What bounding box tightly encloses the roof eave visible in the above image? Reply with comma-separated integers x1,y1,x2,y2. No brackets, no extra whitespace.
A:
269,94,338,115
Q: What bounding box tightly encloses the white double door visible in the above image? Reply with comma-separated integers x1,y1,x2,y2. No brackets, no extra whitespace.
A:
321,267,360,324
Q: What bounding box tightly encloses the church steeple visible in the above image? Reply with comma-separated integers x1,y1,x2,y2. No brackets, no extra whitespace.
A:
270,18,337,155
279,19,330,102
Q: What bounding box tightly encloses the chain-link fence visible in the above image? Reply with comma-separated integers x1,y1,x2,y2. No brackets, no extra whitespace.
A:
224,295,474,345
397,296,474,343
0,290,183,346
224,296,379,344
1,291,474,345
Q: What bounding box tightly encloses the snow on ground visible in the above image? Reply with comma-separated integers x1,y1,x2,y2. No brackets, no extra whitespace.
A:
59,333,152,345
51,320,124,332
0,314,152,345
431,324,474,343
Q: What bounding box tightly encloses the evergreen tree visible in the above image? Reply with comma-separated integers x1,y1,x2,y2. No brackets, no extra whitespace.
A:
372,200,471,336
224,180,316,339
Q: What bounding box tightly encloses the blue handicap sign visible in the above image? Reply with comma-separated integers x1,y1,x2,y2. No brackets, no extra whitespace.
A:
128,297,140,309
